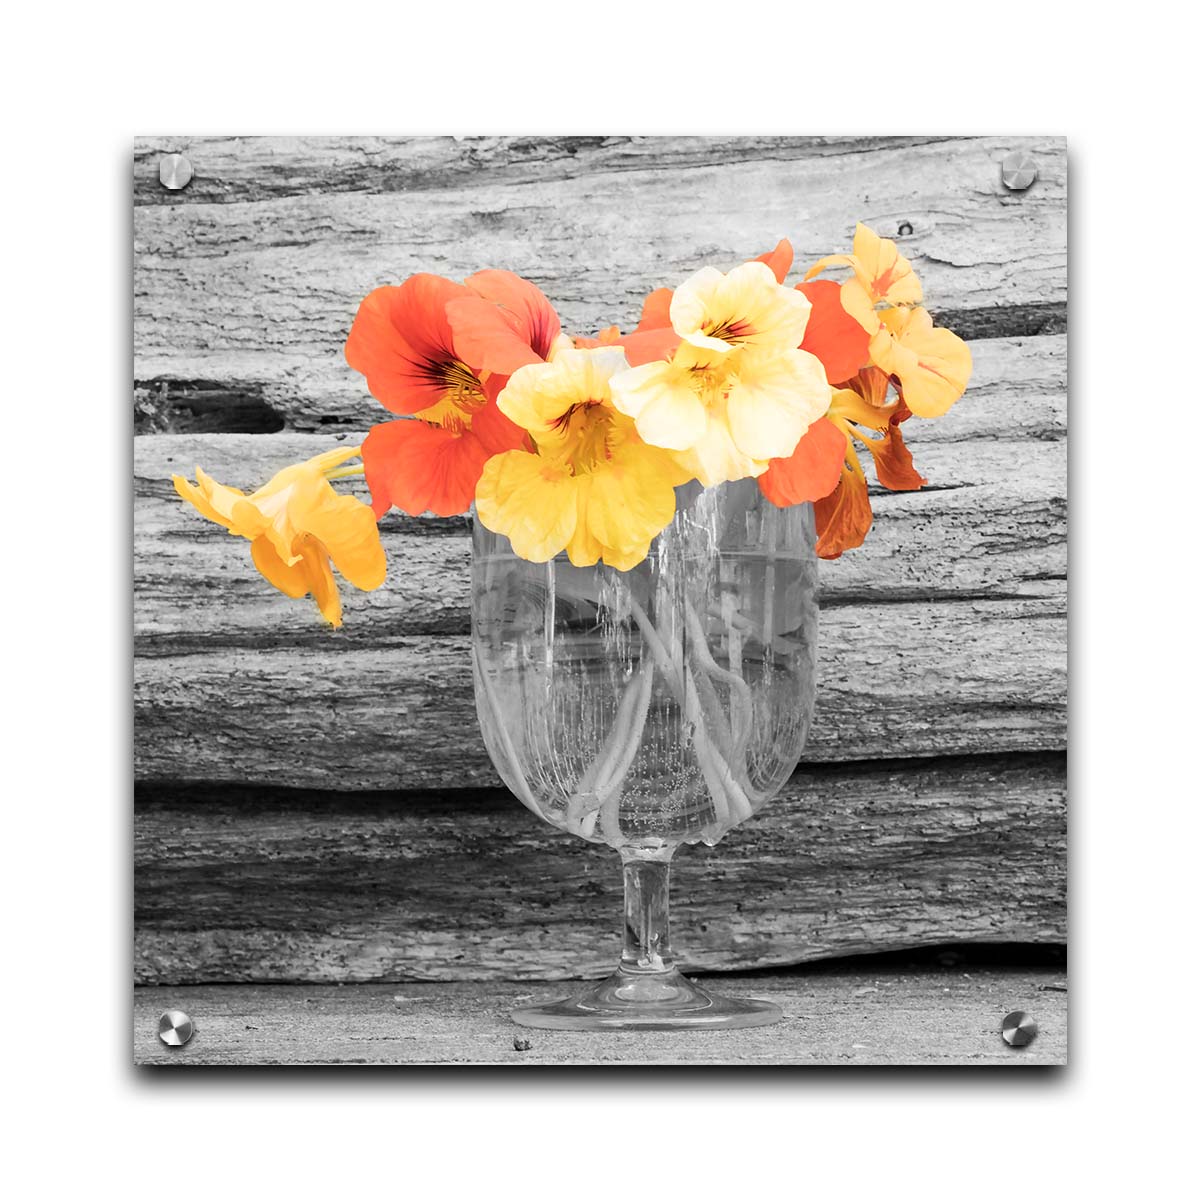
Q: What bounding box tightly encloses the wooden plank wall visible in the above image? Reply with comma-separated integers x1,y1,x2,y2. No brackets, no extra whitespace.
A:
133,136,1067,986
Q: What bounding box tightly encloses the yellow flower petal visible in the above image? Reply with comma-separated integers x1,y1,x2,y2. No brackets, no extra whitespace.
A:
498,346,629,438
302,492,388,591
872,307,972,418
802,252,856,282
725,347,833,462
670,267,736,355
672,414,769,488
564,475,602,567
250,536,310,598
850,222,923,306
475,450,578,562
829,386,891,431
671,261,811,356
173,472,236,530
608,360,709,452
196,467,256,529
299,540,343,628
804,223,922,313
838,278,881,336
597,540,653,572
584,442,677,562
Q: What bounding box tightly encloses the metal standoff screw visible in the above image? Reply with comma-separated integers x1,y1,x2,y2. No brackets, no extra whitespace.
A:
159,153,194,191
1000,151,1038,191
158,1009,195,1047
1001,1010,1038,1048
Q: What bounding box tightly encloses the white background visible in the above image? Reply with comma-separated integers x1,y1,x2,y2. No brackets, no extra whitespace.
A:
4,3,1195,1195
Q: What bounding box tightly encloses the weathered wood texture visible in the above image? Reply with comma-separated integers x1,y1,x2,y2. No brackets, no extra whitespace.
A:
132,136,1067,988
134,135,1066,431
136,755,1065,986
133,432,1070,787
134,333,1067,788
134,967,1068,1066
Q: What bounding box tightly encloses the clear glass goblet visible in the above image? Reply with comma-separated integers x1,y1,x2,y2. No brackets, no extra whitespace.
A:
471,478,819,1030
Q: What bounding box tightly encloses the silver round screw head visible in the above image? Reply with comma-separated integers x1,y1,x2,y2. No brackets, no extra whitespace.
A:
158,1010,195,1047
1001,1010,1038,1047
1001,151,1038,191
159,153,194,191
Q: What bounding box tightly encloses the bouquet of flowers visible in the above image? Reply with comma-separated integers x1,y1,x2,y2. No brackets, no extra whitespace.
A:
174,224,972,626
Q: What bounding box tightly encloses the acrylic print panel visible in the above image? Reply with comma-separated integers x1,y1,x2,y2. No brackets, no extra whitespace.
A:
133,135,1067,1063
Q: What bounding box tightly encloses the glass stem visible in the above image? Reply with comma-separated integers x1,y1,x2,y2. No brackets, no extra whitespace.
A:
620,847,676,974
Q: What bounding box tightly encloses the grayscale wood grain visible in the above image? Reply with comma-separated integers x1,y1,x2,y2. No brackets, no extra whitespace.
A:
133,334,1067,789
135,754,1065,985
133,135,1066,432
134,597,1064,790
133,967,1068,1066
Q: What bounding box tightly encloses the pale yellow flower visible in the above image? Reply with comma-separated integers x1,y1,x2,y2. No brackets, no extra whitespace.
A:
608,262,832,487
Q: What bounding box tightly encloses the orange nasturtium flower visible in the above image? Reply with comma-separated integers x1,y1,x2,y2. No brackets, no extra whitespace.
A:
608,261,832,487
792,278,872,387
345,271,562,518
762,368,930,558
173,447,386,627
475,346,688,570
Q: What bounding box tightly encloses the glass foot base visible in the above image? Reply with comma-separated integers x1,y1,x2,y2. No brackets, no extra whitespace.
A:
511,967,782,1031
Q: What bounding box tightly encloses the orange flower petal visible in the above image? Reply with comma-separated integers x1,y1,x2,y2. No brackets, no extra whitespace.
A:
848,365,892,410
757,416,848,507
752,238,794,285
444,295,542,375
344,275,476,415
470,395,531,456
813,462,874,559
796,280,872,385
634,287,674,332
450,269,562,370
858,423,927,492
362,419,490,518
578,326,680,365
616,326,682,366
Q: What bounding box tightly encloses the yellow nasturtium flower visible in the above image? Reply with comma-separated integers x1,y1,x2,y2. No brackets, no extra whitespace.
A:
869,305,974,419
173,446,386,628
805,222,923,331
608,261,832,487
475,346,687,570
804,222,971,419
